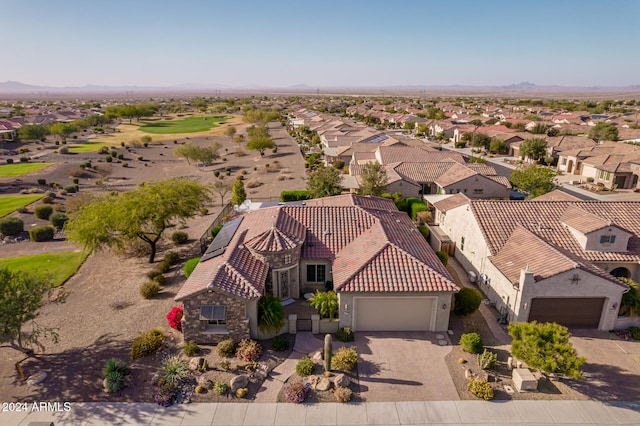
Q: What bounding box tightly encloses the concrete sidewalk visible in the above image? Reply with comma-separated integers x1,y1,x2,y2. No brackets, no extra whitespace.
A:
3,400,639,425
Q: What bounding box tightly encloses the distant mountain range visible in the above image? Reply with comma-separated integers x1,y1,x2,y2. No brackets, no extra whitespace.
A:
1,80,639,96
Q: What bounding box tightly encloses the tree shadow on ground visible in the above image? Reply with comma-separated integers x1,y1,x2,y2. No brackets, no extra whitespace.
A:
564,363,640,400
17,333,177,404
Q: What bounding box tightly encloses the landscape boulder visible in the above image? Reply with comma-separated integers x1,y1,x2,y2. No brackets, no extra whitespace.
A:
333,373,350,388
230,375,249,393
316,377,332,391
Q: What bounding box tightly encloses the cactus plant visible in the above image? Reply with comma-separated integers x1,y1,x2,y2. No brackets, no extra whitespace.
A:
324,333,333,374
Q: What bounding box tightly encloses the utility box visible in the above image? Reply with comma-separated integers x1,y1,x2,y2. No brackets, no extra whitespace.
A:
468,271,477,283
512,368,538,392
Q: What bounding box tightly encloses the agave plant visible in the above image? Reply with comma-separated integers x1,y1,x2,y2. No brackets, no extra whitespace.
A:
158,356,191,387
309,290,339,320
258,293,285,332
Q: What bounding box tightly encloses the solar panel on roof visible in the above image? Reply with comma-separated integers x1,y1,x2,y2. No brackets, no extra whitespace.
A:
367,134,388,143
201,216,243,261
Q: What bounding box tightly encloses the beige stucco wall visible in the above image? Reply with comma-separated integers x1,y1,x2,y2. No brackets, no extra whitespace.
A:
338,292,453,332
440,175,509,199
386,179,421,199
582,164,598,179
594,261,640,282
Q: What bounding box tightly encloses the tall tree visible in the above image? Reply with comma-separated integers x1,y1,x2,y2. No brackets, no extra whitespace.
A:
509,164,558,198
65,179,211,263
48,122,78,140
307,166,343,198
0,267,68,353
17,124,49,142
509,322,586,379
231,178,247,206
588,122,618,142
212,179,233,206
224,125,237,141
519,138,548,162
359,162,388,196
247,137,276,156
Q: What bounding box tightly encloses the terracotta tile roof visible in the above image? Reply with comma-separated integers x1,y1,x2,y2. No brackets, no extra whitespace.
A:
470,200,640,262
245,226,302,252
376,146,464,165
391,162,458,182
435,163,477,187
433,193,470,212
486,175,512,188
560,205,612,234
466,164,497,175
532,190,581,202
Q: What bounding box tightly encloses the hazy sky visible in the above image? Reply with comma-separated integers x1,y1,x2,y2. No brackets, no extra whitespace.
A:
2,0,639,88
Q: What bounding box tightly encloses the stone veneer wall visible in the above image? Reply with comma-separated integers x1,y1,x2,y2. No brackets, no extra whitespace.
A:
182,291,250,345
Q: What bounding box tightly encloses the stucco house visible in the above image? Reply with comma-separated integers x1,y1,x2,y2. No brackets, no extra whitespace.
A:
175,194,459,344
427,193,638,330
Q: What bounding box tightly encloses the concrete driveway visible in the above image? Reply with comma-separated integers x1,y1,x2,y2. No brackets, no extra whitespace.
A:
566,330,640,400
355,331,459,401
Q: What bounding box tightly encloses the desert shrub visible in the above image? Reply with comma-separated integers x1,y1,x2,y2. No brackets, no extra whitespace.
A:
271,335,290,352
219,360,231,371
171,231,189,245
155,260,171,273
19,157,29,162
477,349,497,370
152,275,165,286
334,386,352,403
245,179,262,189
468,379,494,400
72,178,79,184
29,225,55,242
0,217,24,236
6,158,13,164
217,338,236,357
141,135,152,143
236,339,262,362
332,346,358,371
336,327,354,342
147,269,163,280
283,382,308,404
158,356,190,388
131,328,164,359
41,196,53,204
417,225,430,240
102,358,130,380
629,326,640,340
435,250,449,266
236,387,248,398
211,225,223,239
410,201,429,220
454,287,483,315
184,257,201,278
454,141,467,148
183,340,199,356
58,146,69,154
154,383,177,407
140,280,160,299
37,178,46,185
164,251,181,265
459,333,483,354
166,306,184,331
296,357,315,377
105,155,113,162
104,370,125,393
280,190,312,202
34,204,54,219
212,380,227,395
63,185,77,193
49,212,69,230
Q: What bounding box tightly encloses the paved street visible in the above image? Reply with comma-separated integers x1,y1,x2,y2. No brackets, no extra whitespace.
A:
3,400,639,425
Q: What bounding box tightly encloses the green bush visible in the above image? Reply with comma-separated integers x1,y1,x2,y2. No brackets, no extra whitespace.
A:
37,178,46,185
184,257,201,278
164,251,181,265
332,346,358,371
29,225,55,242
34,204,54,220
102,358,130,379
435,250,449,266
296,357,315,376
0,217,24,236
217,338,236,357
236,339,262,362
417,225,430,241
183,340,200,356
454,287,483,315
477,349,497,370
280,190,312,202
410,202,429,220
336,327,354,342
213,380,227,395
459,332,483,354
155,260,171,273
395,199,409,213
104,370,125,393
454,141,467,148
210,225,223,239
140,280,160,299
147,269,164,280
63,185,77,193
629,326,640,340
152,274,166,285
468,379,494,400
49,212,69,230
171,231,189,245
131,328,164,359
271,335,290,352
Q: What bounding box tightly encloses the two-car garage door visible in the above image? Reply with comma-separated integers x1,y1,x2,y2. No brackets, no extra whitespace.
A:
354,297,436,332
528,297,605,328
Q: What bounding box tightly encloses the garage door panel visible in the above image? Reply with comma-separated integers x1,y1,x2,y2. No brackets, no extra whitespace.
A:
529,298,604,328
354,297,434,332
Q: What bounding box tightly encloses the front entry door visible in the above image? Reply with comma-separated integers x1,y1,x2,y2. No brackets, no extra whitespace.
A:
279,270,289,299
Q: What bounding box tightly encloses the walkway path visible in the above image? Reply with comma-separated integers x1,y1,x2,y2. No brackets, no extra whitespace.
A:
3,399,638,425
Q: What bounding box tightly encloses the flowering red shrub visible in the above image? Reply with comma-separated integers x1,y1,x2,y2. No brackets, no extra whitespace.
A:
167,306,184,332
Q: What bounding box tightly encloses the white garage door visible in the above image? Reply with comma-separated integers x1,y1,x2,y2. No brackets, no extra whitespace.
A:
354,297,435,332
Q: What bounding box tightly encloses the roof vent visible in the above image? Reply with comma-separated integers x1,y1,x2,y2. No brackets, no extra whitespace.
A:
324,230,331,236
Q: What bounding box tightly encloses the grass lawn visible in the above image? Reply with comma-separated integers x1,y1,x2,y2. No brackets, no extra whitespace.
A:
139,116,227,134
0,251,89,287
0,163,53,177
67,142,109,153
0,194,43,217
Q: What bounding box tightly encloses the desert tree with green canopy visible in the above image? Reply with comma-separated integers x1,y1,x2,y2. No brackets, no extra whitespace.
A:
509,164,558,198
306,166,343,198
65,179,211,263
359,162,388,196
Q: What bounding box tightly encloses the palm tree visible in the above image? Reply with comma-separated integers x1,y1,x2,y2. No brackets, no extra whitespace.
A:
309,291,339,320
258,293,285,332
